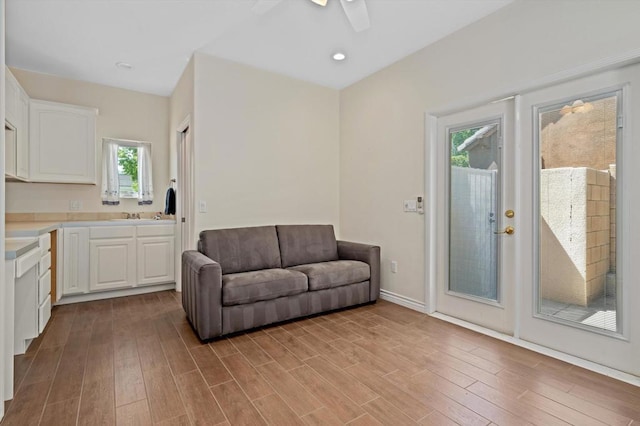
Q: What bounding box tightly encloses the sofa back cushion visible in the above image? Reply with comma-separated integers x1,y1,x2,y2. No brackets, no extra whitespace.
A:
276,224,339,268
199,226,282,274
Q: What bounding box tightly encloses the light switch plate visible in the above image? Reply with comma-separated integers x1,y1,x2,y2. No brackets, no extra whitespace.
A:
391,260,398,273
403,200,417,212
198,200,207,213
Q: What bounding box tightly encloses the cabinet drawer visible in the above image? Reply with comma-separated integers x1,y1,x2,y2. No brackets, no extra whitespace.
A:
137,225,175,237
38,295,52,334
90,226,135,239
39,232,51,254
39,269,51,305
39,251,52,274
16,247,41,278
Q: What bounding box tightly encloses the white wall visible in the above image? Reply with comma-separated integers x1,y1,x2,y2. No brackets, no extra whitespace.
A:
340,0,640,303
6,69,171,213
192,53,340,234
169,57,194,181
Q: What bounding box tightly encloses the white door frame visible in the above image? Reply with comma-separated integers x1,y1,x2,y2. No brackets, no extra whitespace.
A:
424,51,640,381
175,116,194,293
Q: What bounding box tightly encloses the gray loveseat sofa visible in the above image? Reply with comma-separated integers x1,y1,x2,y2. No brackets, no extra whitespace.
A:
182,224,380,340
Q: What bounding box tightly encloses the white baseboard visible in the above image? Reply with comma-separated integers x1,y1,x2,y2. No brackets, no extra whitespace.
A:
379,289,427,313
55,283,176,305
430,312,640,387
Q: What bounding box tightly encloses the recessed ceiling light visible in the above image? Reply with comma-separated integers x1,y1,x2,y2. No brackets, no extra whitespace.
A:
332,52,346,62
115,61,133,70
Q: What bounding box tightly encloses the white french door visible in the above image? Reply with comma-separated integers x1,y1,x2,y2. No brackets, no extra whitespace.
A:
517,63,640,375
430,62,640,375
433,100,516,334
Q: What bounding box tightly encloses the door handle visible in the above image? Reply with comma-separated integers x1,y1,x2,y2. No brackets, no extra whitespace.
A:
495,226,515,235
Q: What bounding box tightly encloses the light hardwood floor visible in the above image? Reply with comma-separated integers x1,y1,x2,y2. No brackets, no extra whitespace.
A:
2,291,639,425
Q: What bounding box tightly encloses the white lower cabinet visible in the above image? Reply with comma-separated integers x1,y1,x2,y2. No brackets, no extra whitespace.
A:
89,238,136,291
13,247,40,355
62,224,175,297
38,295,52,334
36,232,52,332
5,69,30,181
62,227,90,295
137,236,175,286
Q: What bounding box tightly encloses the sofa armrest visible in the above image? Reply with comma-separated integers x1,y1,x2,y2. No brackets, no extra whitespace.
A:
337,241,380,302
182,250,223,340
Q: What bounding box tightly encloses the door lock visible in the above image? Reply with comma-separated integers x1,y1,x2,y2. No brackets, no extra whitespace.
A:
495,226,515,235
505,210,515,218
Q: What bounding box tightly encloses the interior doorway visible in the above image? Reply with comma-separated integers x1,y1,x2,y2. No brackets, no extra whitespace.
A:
176,121,193,292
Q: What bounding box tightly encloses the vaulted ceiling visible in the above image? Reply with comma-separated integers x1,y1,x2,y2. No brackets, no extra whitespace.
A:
6,0,513,96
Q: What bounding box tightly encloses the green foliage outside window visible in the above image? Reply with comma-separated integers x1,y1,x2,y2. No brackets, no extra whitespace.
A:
118,146,139,193
450,128,477,168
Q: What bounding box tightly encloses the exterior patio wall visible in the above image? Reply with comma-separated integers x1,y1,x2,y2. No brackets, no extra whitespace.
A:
541,167,610,306
541,97,617,170
586,168,611,302
609,164,617,273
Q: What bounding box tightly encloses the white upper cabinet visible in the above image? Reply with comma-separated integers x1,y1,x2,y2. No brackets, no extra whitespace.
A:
5,125,17,178
5,69,20,127
5,68,30,181
16,91,30,180
29,99,97,184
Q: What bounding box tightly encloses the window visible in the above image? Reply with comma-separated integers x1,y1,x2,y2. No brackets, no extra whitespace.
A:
536,91,621,333
118,146,139,198
102,138,154,206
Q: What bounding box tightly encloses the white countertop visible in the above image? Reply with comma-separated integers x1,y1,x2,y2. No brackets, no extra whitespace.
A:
6,219,176,237
5,221,60,237
62,219,176,228
5,238,39,260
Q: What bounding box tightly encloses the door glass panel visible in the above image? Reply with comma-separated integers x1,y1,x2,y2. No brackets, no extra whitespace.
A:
537,92,620,333
449,121,501,301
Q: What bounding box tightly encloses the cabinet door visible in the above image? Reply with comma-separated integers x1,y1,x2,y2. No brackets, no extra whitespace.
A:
62,228,90,295
137,236,175,286
14,266,38,354
16,90,30,180
5,68,19,126
29,100,97,184
4,125,17,177
89,238,136,291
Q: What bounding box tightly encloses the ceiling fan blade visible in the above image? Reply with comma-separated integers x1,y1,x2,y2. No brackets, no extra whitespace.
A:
339,0,370,32
252,0,284,15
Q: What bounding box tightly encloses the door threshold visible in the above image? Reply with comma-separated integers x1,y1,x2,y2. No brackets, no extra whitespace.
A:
430,311,640,388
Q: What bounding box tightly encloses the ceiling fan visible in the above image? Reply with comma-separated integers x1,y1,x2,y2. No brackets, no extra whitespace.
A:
252,0,371,32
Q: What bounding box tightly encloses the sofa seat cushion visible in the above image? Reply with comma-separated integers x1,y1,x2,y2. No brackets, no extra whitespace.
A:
288,260,370,291
222,269,308,306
